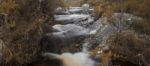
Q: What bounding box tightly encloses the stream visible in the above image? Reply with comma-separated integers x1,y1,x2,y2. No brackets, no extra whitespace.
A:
40,4,142,66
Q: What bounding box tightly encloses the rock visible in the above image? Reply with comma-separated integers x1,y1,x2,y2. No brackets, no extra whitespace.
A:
82,4,90,14
68,7,83,14
55,7,70,15
52,24,89,35
54,14,90,24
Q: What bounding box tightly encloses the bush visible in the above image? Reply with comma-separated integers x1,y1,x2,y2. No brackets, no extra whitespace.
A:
132,19,150,35
0,0,62,65
106,30,150,65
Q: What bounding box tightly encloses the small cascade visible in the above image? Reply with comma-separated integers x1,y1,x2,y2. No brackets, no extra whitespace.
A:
41,3,141,66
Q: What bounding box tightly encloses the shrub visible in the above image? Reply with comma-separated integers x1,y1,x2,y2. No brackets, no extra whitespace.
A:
0,0,63,65
106,30,150,65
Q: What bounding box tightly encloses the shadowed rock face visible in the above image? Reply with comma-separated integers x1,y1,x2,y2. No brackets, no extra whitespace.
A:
27,58,63,66
110,59,140,66
0,40,3,62
143,49,150,66
46,59,63,66
0,14,5,27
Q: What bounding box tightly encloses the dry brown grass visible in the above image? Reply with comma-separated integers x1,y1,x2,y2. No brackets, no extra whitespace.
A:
100,51,112,66
0,0,62,65
1,18,44,65
105,30,150,65
132,19,150,35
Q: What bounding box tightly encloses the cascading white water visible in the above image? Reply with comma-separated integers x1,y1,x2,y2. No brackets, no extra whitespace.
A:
42,4,140,66
43,42,95,66
41,3,142,66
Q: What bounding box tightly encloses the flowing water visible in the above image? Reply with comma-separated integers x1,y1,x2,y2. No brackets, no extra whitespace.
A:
41,4,142,66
